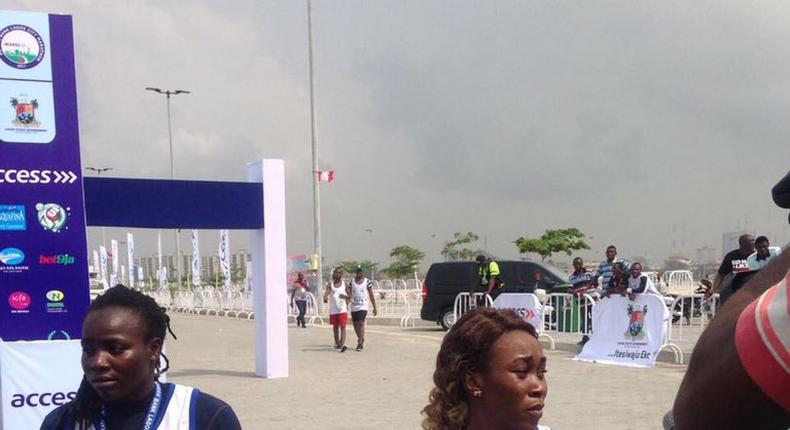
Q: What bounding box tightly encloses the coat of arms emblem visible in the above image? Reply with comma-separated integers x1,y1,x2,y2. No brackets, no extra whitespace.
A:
625,304,648,339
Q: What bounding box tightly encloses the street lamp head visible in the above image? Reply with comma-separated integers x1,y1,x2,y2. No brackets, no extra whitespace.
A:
172,90,191,95
145,87,163,94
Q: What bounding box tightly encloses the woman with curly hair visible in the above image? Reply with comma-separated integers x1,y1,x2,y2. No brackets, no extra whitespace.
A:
422,308,550,430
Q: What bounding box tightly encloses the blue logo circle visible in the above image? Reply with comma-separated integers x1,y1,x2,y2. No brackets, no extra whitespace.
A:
0,247,24,265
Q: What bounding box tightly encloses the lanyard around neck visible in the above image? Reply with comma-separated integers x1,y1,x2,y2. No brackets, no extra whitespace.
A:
95,381,163,430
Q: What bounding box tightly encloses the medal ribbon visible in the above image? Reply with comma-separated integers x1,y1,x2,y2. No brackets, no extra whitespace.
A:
95,381,163,430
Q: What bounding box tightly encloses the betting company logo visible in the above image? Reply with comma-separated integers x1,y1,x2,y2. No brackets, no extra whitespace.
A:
8,291,31,313
39,254,75,265
0,247,29,273
45,289,66,313
0,24,45,70
0,168,77,184
35,202,69,233
0,204,26,231
625,304,648,340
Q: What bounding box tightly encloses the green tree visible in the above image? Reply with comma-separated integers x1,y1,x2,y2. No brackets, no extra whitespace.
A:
337,260,379,276
383,245,425,278
441,232,483,261
514,228,591,261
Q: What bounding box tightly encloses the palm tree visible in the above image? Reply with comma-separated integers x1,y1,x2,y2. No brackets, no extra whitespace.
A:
30,99,38,120
9,97,17,108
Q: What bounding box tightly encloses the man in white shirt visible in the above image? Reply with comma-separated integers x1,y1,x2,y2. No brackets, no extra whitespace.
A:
346,266,378,351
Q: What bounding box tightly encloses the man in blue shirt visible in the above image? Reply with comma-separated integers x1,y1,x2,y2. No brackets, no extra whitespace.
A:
597,245,629,287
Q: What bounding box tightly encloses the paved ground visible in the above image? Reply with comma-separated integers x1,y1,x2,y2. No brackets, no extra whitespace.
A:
165,314,686,429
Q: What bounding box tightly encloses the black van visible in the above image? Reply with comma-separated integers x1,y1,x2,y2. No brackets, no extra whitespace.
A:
420,260,568,330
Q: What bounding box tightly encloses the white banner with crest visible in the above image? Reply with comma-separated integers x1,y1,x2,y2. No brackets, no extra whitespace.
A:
575,294,668,368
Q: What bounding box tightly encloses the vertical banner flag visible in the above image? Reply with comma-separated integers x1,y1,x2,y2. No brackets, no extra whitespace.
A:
219,229,231,289
110,239,119,285
157,230,162,278
99,245,108,288
126,232,134,287
191,229,201,286
159,267,168,291
92,250,99,278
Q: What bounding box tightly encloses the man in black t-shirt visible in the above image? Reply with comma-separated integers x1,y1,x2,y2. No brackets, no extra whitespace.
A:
711,234,755,302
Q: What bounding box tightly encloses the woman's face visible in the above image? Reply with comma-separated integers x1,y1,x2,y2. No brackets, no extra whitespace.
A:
471,330,548,430
81,306,160,402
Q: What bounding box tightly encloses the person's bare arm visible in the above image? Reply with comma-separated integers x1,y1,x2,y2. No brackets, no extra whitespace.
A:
367,284,377,316
485,275,496,295
710,273,724,295
673,247,790,430
323,283,330,303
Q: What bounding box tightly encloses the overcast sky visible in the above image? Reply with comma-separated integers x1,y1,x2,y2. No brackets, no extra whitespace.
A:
10,0,790,271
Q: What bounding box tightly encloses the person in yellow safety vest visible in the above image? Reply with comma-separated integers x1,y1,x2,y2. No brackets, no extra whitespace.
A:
473,255,504,301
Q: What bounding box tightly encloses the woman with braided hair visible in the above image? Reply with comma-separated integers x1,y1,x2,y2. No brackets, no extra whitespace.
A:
40,285,241,430
422,308,551,430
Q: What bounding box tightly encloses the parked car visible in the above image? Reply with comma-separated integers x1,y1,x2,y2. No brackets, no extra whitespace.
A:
420,260,568,330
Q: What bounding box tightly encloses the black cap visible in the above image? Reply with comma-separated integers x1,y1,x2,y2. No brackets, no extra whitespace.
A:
773,170,790,209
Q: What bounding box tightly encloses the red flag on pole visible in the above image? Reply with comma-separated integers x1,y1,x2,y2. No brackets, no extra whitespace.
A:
318,170,335,183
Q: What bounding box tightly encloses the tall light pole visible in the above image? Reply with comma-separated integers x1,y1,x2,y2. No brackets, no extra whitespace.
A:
145,87,190,289
365,229,374,280
307,0,323,296
85,166,112,250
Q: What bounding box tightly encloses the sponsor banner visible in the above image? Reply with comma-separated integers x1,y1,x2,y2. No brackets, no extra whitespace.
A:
492,293,544,333
575,294,669,368
0,11,89,342
159,266,168,291
126,232,134,287
219,229,230,290
99,245,108,288
191,229,201,286
110,239,118,276
0,340,83,429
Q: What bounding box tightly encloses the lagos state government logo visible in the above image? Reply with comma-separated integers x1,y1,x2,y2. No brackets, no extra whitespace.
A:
625,304,648,340
9,95,40,127
35,202,70,233
0,24,45,69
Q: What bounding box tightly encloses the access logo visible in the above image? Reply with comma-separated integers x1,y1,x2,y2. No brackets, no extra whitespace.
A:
35,202,69,233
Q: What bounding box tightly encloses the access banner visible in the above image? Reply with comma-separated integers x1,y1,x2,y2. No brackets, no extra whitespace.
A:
0,10,89,342
0,340,83,429
575,294,669,368
492,293,544,333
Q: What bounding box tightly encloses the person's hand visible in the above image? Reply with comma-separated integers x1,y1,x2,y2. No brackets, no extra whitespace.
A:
628,292,636,301
373,308,378,316
323,298,328,304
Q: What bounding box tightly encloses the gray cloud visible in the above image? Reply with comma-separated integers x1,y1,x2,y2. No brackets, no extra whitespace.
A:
9,0,790,272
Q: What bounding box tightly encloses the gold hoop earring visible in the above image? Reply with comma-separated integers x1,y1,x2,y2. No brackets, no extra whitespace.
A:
472,390,482,398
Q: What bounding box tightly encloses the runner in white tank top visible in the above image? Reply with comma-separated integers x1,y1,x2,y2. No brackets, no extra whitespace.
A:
347,266,378,351
323,267,350,352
